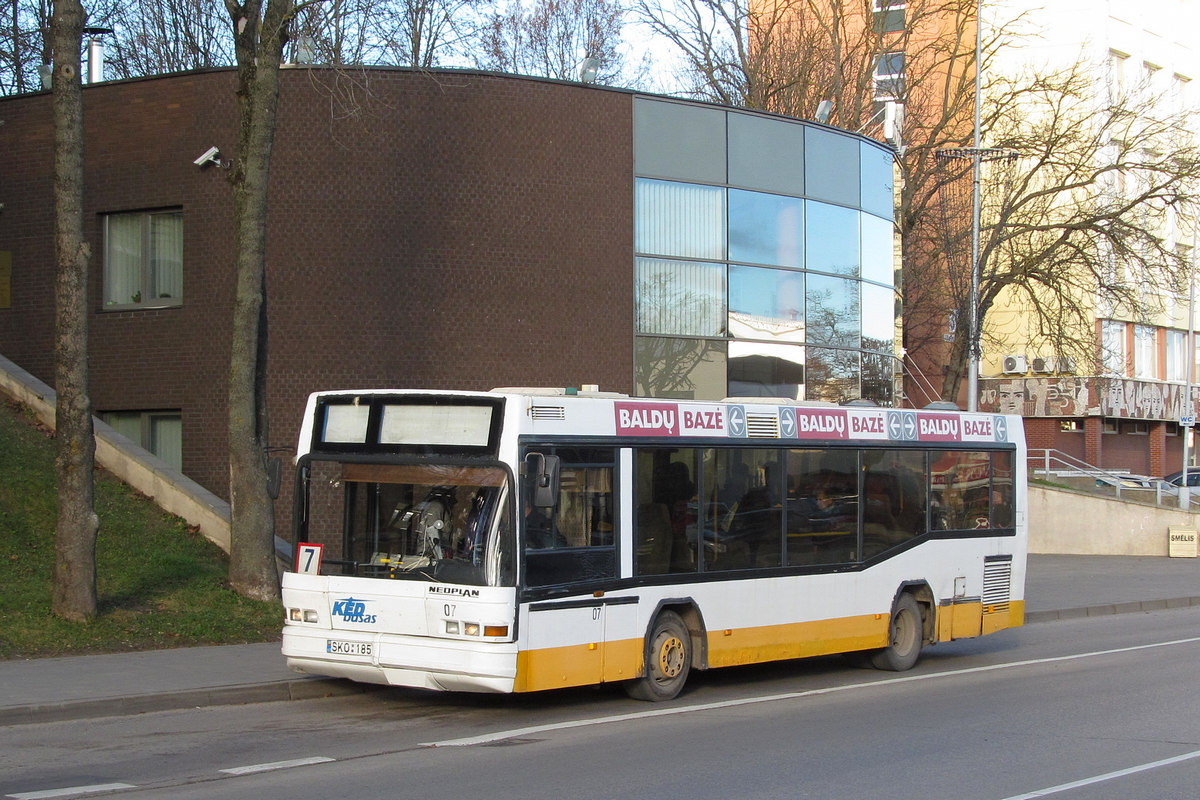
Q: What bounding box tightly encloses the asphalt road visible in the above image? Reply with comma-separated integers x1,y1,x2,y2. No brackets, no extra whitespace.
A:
4,606,1200,800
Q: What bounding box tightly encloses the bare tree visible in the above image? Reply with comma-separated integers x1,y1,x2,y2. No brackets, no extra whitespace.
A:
932,62,1200,398
101,0,234,78
476,0,633,84
0,0,51,94
223,0,302,602
49,0,100,622
290,0,489,67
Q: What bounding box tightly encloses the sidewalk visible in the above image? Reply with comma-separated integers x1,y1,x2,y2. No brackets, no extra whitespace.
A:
1,554,1198,726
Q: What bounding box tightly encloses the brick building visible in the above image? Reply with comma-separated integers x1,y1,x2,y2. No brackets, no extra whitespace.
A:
0,67,898,527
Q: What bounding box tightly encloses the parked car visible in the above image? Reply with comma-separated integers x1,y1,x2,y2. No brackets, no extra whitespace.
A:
1162,470,1200,487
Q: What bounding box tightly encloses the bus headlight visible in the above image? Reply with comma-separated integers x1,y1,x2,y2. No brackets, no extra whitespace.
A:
288,608,320,624
464,622,481,636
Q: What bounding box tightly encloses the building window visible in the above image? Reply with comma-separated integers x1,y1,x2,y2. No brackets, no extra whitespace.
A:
1060,420,1084,432
1101,320,1126,376
1134,324,1157,379
103,210,183,309
874,8,905,33
635,179,724,261
1102,419,1119,434
1127,420,1150,435
1167,330,1188,382
101,411,183,471
874,52,905,99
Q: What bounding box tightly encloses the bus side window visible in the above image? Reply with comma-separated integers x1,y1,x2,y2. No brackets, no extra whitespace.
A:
524,448,616,588
635,449,698,576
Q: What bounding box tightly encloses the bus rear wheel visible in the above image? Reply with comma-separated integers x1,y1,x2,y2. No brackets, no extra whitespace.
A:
626,610,691,701
869,593,923,671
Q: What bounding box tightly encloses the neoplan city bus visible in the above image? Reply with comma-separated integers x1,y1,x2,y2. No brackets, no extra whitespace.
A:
282,388,1027,701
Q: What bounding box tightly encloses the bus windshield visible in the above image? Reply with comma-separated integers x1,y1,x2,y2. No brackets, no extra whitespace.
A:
299,460,514,586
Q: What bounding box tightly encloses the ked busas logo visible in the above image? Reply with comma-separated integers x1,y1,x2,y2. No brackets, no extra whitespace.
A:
332,597,377,624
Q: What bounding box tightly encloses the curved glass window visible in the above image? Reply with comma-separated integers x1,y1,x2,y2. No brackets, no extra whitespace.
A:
805,347,860,403
805,201,859,277
635,336,727,400
806,273,860,349
636,258,726,336
861,283,896,353
729,190,803,268
729,341,804,399
728,265,804,342
636,179,725,260
861,213,894,286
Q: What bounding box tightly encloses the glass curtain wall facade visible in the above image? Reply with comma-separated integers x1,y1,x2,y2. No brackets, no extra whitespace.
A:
633,98,899,404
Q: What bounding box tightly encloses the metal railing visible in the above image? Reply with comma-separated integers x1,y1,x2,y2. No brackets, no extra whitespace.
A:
1027,448,1195,509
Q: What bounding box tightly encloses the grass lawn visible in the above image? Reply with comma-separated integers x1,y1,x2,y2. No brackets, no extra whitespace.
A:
0,400,282,659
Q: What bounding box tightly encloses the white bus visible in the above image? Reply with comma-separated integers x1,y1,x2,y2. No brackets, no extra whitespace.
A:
282,388,1026,701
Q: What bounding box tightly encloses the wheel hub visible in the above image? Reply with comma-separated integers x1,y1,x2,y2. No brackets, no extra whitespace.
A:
658,635,685,678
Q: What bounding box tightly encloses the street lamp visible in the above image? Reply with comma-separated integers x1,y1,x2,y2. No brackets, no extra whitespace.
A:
934,0,1016,411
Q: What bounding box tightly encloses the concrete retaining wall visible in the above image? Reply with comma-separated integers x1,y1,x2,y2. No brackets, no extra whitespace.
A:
1030,484,1198,556
0,355,231,552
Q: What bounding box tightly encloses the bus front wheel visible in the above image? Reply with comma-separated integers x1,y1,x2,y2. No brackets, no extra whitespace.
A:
626,611,691,701
870,593,923,671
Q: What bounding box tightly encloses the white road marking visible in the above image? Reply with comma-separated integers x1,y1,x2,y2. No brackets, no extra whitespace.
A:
7,784,137,800
422,635,1200,747
219,756,335,775
997,748,1200,799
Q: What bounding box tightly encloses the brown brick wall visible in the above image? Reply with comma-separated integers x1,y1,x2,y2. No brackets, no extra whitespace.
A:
0,68,635,539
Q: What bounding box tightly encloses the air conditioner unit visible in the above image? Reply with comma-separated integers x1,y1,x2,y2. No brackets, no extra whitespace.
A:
1002,354,1028,374
1031,356,1054,374
1057,355,1077,374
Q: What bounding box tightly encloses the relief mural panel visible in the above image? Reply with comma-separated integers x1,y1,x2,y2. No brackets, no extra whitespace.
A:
978,377,1200,421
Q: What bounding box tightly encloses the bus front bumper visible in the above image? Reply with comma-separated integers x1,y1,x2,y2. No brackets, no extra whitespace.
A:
282,625,518,694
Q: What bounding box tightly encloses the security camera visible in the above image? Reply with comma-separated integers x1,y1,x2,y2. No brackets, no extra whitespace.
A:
194,146,221,168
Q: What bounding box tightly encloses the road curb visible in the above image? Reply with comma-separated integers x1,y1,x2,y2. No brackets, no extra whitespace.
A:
1025,596,1200,624
0,677,374,727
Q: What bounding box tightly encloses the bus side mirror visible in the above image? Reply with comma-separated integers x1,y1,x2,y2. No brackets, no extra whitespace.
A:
526,453,560,508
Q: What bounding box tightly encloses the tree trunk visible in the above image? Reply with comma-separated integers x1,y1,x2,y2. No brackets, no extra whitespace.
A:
225,0,294,602
50,0,99,622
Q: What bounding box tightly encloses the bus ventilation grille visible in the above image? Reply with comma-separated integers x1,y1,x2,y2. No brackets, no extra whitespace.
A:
982,557,1013,613
747,413,780,438
531,405,566,420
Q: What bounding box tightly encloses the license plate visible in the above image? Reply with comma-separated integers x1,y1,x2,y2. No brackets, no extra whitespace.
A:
326,639,372,656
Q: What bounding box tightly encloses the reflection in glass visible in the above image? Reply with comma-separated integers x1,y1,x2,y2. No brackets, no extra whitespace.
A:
728,266,804,342
805,201,859,276
636,258,726,336
704,448,783,570
805,347,859,403
636,336,727,400
861,449,926,560
806,273,859,348
861,283,895,350
728,340,804,399
636,179,725,260
860,140,895,220
930,451,993,530
786,448,858,565
861,352,894,405
861,213,894,286
729,190,803,268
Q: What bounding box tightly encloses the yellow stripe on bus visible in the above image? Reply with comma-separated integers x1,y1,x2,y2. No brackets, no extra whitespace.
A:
513,601,1026,693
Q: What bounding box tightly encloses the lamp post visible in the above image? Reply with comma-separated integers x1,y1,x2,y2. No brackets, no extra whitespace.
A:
935,0,1015,411
1181,229,1196,509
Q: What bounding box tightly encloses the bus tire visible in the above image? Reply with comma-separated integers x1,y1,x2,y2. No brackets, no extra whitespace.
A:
869,593,923,671
626,610,691,702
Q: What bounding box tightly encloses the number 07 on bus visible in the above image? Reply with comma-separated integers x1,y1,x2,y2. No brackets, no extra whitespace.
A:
282,388,1027,701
